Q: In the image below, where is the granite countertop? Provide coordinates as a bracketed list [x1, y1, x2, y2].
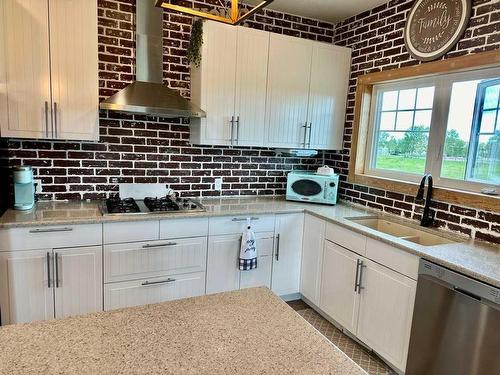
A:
[0, 288, 367, 375]
[0, 197, 499, 287]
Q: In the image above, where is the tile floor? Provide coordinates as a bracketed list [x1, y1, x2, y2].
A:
[288, 300, 397, 375]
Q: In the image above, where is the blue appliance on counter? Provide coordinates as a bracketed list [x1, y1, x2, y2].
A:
[286, 171, 339, 205]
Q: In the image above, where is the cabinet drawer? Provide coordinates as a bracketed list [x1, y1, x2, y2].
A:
[104, 272, 206, 311]
[325, 223, 366, 256]
[209, 215, 275, 235]
[103, 221, 159, 244]
[160, 217, 208, 239]
[104, 237, 207, 283]
[365, 238, 419, 280]
[0, 224, 101, 251]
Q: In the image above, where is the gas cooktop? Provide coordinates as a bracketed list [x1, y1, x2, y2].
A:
[102, 196, 205, 216]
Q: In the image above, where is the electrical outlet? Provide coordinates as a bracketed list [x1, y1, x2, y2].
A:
[214, 177, 223, 191]
[34, 179, 42, 193]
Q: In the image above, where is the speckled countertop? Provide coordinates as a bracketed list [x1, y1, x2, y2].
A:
[0, 197, 499, 287]
[0, 288, 367, 375]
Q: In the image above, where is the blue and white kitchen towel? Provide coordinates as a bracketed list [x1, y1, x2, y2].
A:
[239, 219, 257, 271]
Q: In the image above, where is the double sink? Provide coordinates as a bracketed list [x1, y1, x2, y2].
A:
[347, 216, 457, 247]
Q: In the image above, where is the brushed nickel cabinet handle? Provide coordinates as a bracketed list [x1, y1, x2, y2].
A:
[307, 122, 312, 148]
[231, 217, 259, 222]
[29, 227, 73, 234]
[142, 242, 177, 249]
[141, 278, 176, 286]
[275, 234, 280, 261]
[354, 259, 361, 292]
[235, 115, 240, 145]
[55, 252, 60, 288]
[357, 260, 366, 294]
[44, 101, 49, 137]
[53, 102, 58, 138]
[302, 123, 308, 147]
[229, 115, 235, 144]
[47, 252, 52, 288]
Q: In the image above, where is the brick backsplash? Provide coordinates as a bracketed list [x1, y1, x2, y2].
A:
[0, 0, 334, 203]
[326, 0, 500, 243]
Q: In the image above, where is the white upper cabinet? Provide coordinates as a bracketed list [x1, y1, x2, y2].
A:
[191, 21, 351, 150]
[48, 0, 99, 140]
[265, 34, 312, 148]
[190, 21, 238, 146]
[307, 43, 351, 150]
[0, 0, 52, 139]
[233, 27, 269, 147]
[0, 0, 98, 140]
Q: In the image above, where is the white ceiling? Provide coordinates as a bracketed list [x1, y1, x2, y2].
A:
[245, 0, 388, 23]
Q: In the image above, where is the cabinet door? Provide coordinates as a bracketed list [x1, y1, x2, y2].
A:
[240, 233, 274, 289]
[190, 21, 237, 146]
[0, 250, 54, 324]
[206, 234, 241, 294]
[272, 213, 304, 297]
[0, 0, 52, 139]
[265, 34, 312, 148]
[356, 259, 416, 372]
[49, 0, 98, 140]
[307, 43, 351, 150]
[319, 241, 359, 334]
[54, 246, 102, 319]
[300, 214, 326, 305]
[233, 27, 269, 147]
[104, 272, 206, 311]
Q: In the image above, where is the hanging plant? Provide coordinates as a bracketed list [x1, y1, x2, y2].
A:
[187, 19, 204, 68]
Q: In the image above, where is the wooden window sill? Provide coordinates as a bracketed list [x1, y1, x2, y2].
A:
[350, 173, 500, 212]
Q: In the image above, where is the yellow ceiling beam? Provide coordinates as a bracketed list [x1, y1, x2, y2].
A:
[155, 0, 274, 25]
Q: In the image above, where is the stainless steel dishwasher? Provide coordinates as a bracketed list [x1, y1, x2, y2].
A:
[406, 259, 500, 375]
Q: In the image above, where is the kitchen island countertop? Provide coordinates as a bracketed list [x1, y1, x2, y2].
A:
[0, 287, 367, 375]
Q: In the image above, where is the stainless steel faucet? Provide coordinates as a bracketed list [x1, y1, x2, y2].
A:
[416, 174, 435, 227]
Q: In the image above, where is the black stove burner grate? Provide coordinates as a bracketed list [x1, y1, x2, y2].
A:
[106, 197, 140, 214]
[144, 197, 180, 212]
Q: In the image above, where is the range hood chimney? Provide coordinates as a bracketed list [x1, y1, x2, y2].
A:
[100, 0, 205, 118]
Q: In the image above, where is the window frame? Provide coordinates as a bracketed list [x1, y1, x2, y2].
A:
[349, 50, 500, 212]
[365, 66, 500, 194]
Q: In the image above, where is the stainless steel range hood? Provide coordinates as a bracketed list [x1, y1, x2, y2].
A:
[100, 0, 205, 118]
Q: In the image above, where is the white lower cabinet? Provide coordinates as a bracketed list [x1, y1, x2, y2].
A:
[54, 246, 102, 319]
[0, 246, 102, 325]
[104, 272, 206, 311]
[0, 250, 54, 324]
[300, 214, 326, 305]
[319, 241, 360, 334]
[271, 213, 304, 297]
[317, 236, 417, 373]
[356, 259, 416, 371]
[206, 232, 274, 294]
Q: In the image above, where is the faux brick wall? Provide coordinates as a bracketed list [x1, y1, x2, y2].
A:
[327, 0, 500, 243]
[0, 0, 335, 203]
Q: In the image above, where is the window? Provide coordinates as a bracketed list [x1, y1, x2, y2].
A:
[366, 67, 500, 193]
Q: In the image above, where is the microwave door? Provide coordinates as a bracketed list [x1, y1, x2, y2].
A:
[291, 179, 323, 199]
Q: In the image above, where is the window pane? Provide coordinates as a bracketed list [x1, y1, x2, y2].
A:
[395, 111, 413, 130]
[442, 77, 500, 185]
[380, 112, 396, 130]
[414, 110, 432, 128]
[441, 80, 478, 180]
[470, 134, 500, 183]
[374, 130, 428, 174]
[416, 87, 435, 109]
[398, 89, 416, 110]
[480, 110, 497, 134]
[382, 91, 398, 111]
[484, 84, 500, 110]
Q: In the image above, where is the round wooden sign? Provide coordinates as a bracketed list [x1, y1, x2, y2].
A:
[404, 0, 471, 61]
